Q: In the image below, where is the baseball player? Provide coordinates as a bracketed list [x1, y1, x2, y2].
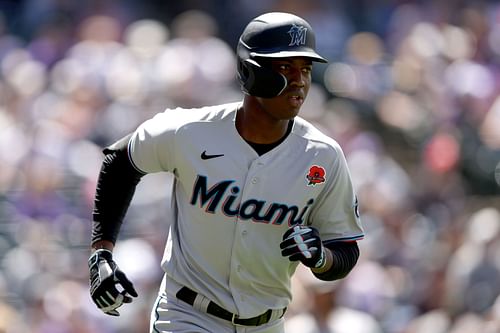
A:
[88, 12, 364, 333]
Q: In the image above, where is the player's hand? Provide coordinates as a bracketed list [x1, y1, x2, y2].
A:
[88, 249, 138, 316]
[280, 225, 326, 268]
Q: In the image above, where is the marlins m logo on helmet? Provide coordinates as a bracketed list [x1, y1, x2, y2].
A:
[288, 24, 307, 46]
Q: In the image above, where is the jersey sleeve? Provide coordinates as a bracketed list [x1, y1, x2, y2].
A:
[128, 109, 178, 174]
[309, 144, 364, 242]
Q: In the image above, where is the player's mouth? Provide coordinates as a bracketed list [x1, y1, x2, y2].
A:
[288, 93, 304, 107]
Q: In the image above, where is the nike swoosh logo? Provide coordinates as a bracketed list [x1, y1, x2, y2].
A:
[201, 151, 224, 160]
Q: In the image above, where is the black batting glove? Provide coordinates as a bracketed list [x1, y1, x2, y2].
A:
[88, 249, 138, 316]
[280, 225, 326, 268]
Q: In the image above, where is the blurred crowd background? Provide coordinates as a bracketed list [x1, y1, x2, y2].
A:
[0, 0, 499, 332]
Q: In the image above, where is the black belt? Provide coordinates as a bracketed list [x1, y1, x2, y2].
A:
[176, 286, 285, 326]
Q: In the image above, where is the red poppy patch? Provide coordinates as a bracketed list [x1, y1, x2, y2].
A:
[306, 165, 326, 186]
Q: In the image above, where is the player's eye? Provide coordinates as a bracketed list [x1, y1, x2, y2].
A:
[278, 64, 290, 72]
[302, 67, 312, 74]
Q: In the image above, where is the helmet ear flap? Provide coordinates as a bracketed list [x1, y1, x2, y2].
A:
[238, 58, 287, 98]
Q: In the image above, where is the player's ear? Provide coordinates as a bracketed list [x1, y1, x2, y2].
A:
[239, 58, 287, 98]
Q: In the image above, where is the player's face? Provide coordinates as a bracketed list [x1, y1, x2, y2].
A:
[257, 57, 313, 120]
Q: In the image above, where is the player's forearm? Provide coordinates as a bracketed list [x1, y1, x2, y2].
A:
[92, 147, 144, 246]
[311, 247, 333, 274]
[312, 241, 359, 281]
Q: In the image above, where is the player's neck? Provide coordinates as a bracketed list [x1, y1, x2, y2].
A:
[237, 98, 292, 144]
[244, 120, 293, 155]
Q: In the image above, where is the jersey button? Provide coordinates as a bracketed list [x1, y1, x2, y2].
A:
[242, 230, 247, 236]
[251, 177, 258, 184]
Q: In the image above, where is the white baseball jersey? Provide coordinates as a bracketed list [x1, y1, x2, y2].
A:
[128, 101, 364, 318]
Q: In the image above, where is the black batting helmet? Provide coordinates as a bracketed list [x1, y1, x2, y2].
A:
[237, 12, 327, 98]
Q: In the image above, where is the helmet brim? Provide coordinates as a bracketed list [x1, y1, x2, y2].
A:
[250, 50, 328, 63]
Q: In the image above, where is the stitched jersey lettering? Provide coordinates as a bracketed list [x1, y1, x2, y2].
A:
[190, 175, 314, 226]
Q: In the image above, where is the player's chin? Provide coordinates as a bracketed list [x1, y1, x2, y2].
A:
[282, 107, 301, 120]
[279, 94, 304, 116]
[266, 95, 303, 119]
[285, 101, 303, 118]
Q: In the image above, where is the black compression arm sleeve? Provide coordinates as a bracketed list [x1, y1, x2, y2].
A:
[313, 241, 360, 281]
[91, 148, 145, 245]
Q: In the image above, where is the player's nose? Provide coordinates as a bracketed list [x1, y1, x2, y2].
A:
[288, 69, 307, 88]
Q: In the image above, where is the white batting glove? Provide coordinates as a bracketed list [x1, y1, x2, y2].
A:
[280, 225, 326, 268]
[88, 249, 138, 316]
